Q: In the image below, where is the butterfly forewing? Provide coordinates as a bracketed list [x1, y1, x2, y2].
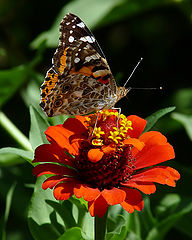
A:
[40, 13, 126, 117]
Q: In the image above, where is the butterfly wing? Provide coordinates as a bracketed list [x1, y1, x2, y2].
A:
[40, 13, 118, 116]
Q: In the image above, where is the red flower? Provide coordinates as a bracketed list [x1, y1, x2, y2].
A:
[33, 110, 180, 217]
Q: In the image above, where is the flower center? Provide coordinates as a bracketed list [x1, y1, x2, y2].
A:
[75, 142, 135, 190]
[74, 110, 135, 190]
[86, 110, 133, 146]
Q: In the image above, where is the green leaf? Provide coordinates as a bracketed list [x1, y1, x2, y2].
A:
[106, 226, 127, 240]
[99, 0, 175, 26]
[155, 194, 181, 218]
[29, 105, 50, 149]
[126, 231, 141, 240]
[144, 106, 176, 132]
[146, 199, 192, 240]
[0, 65, 28, 107]
[171, 112, 192, 141]
[28, 176, 63, 240]
[0, 182, 16, 240]
[0, 152, 25, 166]
[128, 212, 141, 238]
[31, 0, 124, 49]
[138, 197, 157, 237]
[57, 227, 84, 240]
[106, 215, 127, 240]
[49, 115, 70, 125]
[0, 147, 33, 165]
[46, 200, 76, 229]
[21, 78, 41, 107]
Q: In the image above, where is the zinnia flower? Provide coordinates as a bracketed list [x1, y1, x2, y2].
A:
[33, 110, 180, 217]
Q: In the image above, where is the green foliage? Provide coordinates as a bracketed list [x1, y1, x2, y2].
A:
[0, 183, 16, 240]
[171, 112, 192, 141]
[29, 106, 50, 149]
[144, 106, 176, 132]
[0, 65, 28, 107]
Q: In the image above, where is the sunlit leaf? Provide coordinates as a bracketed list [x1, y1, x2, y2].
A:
[28, 176, 63, 240]
[106, 215, 127, 240]
[29, 105, 50, 149]
[57, 227, 84, 240]
[0, 147, 33, 165]
[46, 200, 76, 229]
[0, 152, 25, 166]
[31, 0, 124, 49]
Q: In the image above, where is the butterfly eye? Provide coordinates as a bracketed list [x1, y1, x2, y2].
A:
[54, 99, 63, 108]
[62, 84, 71, 93]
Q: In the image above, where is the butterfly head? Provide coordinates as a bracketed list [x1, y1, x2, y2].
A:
[117, 86, 131, 101]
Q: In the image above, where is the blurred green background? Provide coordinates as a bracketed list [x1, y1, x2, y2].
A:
[0, 0, 192, 239]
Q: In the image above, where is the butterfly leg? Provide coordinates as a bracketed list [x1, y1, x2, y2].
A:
[112, 107, 121, 129]
[88, 110, 102, 142]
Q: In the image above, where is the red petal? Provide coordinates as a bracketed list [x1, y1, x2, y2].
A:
[131, 131, 169, 157]
[33, 163, 76, 177]
[33, 144, 74, 165]
[131, 166, 180, 187]
[139, 131, 167, 145]
[75, 115, 88, 128]
[124, 138, 145, 151]
[101, 188, 126, 205]
[120, 188, 144, 213]
[45, 119, 87, 155]
[53, 181, 76, 200]
[42, 176, 68, 189]
[88, 195, 108, 217]
[126, 115, 147, 138]
[134, 144, 175, 169]
[74, 184, 101, 201]
[122, 181, 156, 194]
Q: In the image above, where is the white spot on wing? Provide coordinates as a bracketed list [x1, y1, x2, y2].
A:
[72, 25, 76, 28]
[66, 22, 70, 25]
[69, 36, 74, 43]
[80, 36, 95, 43]
[77, 22, 85, 28]
[70, 30, 73, 34]
[85, 56, 92, 62]
[74, 57, 80, 63]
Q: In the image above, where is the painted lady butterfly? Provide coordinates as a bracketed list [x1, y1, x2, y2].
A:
[40, 13, 130, 116]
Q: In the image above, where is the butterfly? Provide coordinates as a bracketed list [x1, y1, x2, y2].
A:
[40, 13, 130, 117]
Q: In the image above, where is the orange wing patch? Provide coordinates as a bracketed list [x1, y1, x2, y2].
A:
[40, 68, 59, 108]
[70, 66, 94, 76]
[57, 47, 68, 74]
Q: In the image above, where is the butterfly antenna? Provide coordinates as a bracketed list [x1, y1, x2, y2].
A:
[123, 57, 143, 88]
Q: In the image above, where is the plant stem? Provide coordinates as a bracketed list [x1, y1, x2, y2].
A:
[95, 210, 108, 240]
[0, 111, 32, 151]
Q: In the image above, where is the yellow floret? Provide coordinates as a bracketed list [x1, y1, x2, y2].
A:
[93, 127, 105, 138]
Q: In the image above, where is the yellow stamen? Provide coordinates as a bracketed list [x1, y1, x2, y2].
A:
[108, 130, 122, 144]
[93, 127, 105, 138]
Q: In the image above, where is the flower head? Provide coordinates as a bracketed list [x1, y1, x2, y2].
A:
[33, 110, 180, 217]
